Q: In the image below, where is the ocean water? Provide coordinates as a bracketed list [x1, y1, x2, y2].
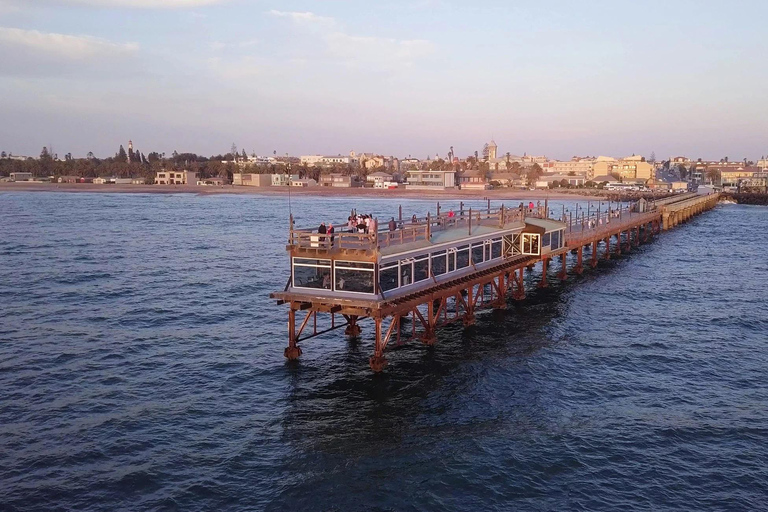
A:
[1, 192, 766, 511]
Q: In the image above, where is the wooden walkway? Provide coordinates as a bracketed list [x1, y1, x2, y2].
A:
[271, 192, 721, 372]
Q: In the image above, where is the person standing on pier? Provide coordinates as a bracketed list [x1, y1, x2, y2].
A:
[318, 222, 327, 246]
[328, 223, 335, 247]
[388, 217, 397, 231]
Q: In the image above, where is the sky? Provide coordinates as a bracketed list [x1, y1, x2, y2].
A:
[1, 0, 767, 161]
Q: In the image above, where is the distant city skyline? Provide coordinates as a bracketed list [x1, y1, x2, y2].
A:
[1, 0, 767, 160]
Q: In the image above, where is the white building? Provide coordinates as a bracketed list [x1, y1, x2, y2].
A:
[9, 172, 33, 181]
[155, 170, 197, 185]
[291, 178, 317, 187]
[300, 152, 360, 167]
[366, 171, 394, 186]
[405, 170, 456, 190]
[272, 174, 299, 186]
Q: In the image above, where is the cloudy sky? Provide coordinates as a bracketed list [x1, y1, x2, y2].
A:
[1, 0, 767, 160]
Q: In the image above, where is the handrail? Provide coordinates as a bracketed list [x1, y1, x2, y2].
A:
[289, 205, 547, 253]
[565, 201, 662, 236]
[566, 210, 660, 243]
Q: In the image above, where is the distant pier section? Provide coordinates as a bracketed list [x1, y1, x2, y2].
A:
[271, 192, 720, 372]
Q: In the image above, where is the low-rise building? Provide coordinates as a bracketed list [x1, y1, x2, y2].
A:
[488, 171, 525, 188]
[366, 171, 394, 187]
[670, 181, 689, 191]
[197, 177, 228, 186]
[405, 170, 456, 190]
[535, 174, 586, 188]
[719, 166, 759, 186]
[93, 177, 109, 184]
[272, 173, 299, 187]
[549, 157, 595, 177]
[132, 178, 146, 185]
[234, 173, 272, 187]
[593, 155, 654, 181]
[300, 152, 360, 168]
[458, 170, 491, 190]
[9, 172, 33, 182]
[58, 176, 80, 183]
[291, 178, 317, 187]
[319, 173, 362, 188]
[155, 170, 197, 185]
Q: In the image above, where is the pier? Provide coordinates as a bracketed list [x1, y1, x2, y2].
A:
[270, 192, 721, 372]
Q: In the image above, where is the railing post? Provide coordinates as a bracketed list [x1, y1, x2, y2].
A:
[468, 207, 472, 235]
[427, 212, 431, 240]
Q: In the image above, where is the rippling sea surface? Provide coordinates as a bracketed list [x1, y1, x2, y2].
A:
[1, 192, 767, 511]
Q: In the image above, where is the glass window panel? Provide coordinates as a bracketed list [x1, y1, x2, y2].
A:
[335, 261, 374, 270]
[448, 252, 456, 272]
[472, 244, 484, 265]
[294, 258, 331, 267]
[456, 249, 470, 269]
[335, 268, 374, 294]
[491, 241, 502, 259]
[431, 252, 447, 276]
[380, 266, 399, 291]
[293, 265, 331, 289]
[551, 230, 560, 249]
[400, 261, 413, 286]
[414, 258, 429, 282]
[542, 233, 551, 247]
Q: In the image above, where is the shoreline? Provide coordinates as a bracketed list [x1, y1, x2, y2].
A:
[0, 182, 606, 201]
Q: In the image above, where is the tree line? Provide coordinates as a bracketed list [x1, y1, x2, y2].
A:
[0, 146, 273, 182]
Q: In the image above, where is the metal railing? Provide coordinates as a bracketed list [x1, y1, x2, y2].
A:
[564, 201, 663, 236]
[289, 205, 546, 253]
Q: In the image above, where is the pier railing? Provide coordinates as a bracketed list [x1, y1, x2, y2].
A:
[562, 192, 697, 236]
[377, 205, 540, 249]
[289, 205, 547, 253]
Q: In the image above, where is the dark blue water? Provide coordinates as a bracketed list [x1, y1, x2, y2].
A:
[1, 192, 767, 511]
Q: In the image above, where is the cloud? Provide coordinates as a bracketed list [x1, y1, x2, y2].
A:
[209, 39, 258, 51]
[0, 27, 138, 76]
[265, 10, 436, 69]
[0, 27, 137, 59]
[0, 0, 21, 15]
[40, 0, 228, 8]
[325, 33, 435, 67]
[268, 10, 335, 28]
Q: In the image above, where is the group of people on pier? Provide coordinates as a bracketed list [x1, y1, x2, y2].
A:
[347, 213, 375, 234]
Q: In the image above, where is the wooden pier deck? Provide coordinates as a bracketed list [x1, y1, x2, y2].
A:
[271, 193, 721, 372]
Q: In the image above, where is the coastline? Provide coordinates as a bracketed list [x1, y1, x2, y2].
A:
[0, 182, 606, 201]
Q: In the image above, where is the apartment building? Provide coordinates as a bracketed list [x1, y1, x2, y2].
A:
[156, 170, 197, 185]
[593, 155, 654, 181]
[549, 158, 595, 178]
[405, 170, 456, 190]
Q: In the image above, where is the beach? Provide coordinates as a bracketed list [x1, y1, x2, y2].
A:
[0, 182, 605, 201]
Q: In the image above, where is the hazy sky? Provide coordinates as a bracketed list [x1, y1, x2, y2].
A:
[1, 0, 767, 161]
